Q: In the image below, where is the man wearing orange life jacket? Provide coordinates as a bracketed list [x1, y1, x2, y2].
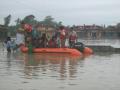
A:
[23, 23, 33, 47]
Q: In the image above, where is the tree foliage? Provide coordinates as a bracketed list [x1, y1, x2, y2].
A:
[22, 15, 37, 25]
[15, 18, 21, 25]
[5, 15, 64, 36]
[4, 14, 11, 26]
[40, 16, 63, 28]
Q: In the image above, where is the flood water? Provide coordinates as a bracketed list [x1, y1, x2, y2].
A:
[0, 40, 120, 90]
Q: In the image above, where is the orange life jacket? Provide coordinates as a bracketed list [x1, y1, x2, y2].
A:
[24, 24, 32, 32]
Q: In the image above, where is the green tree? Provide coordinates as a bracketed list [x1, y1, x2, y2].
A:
[58, 21, 63, 26]
[42, 16, 54, 27]
[22, 15, 38, 25]
[15, 18, 21, 25]
[4, 14, 11, 26]
[40, 16, 63, 28]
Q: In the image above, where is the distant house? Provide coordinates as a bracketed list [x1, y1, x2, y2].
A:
[72, 24, 120, 39]
[0, 24, 8, 40]
[73, 24, 103, 39]
[74, 24, 103, 31]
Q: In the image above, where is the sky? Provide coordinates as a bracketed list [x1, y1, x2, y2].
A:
[0, 0, 120, 26]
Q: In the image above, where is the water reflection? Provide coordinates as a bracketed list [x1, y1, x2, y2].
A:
[6, 52, 12, 67]
[23, 53, 85, 80]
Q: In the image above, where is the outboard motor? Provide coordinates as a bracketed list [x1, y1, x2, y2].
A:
[74, 42, 85, 52]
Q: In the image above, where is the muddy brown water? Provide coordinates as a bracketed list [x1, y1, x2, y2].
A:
[0, 40, 120, 90]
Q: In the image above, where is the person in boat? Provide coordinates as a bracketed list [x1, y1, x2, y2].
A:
[48, 35, 57, 48]
[51, 29, 61, 48]
[59, 26, 67, 48]
[24, 23, 33, 46]
[31, 25, 40, 48]
[48, 29, 60, 48]
[69, 29, 77, 48]
[39, 33, 48, 48]
[15, 22, 25, 49]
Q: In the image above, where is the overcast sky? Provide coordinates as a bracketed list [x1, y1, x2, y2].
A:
[0, 0, 120, 26]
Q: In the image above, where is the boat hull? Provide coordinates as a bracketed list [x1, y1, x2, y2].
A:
[20, 47, 82, 56]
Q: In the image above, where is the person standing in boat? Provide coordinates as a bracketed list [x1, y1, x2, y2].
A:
[48, 35, 57, 48]
[31, 25, 40, 48]
[40, 33, 48, 48]
[59, 26, 67, 48]
[24, 23, 33, 46]
[15, 22, 25, 49]
[69, 29, 77, 48]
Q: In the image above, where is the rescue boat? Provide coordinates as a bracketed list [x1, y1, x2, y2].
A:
[20, 42, 93, 56]
[74, 42, 93, 55]
[20, 47, 82, 56]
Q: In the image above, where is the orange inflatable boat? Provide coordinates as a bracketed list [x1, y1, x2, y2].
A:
[82, 47, 93, 54]
[20, 42, 93, 56]
[20, 47, 82, 56]
[74, 42, 93, 55]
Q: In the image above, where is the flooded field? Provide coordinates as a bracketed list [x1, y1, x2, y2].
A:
[0, 40, 120, 90]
